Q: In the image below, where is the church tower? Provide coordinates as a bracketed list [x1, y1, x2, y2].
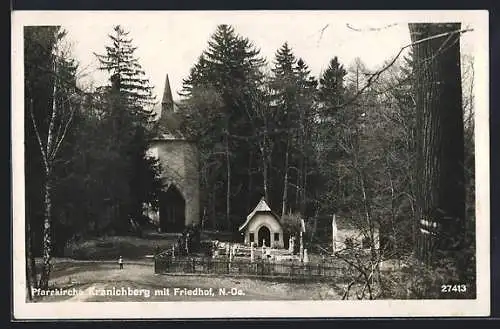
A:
[144, 72, 200, 233]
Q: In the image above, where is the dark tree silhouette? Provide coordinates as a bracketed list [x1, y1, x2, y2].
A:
[409, 23, 465, 264]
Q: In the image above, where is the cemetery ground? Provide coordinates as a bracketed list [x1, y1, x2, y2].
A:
[31, 230, 462, 302]
[31, 232, 346, 302]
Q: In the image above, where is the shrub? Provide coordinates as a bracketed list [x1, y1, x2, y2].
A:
[173, 224, 202, 256]
[379, 254, 476, 299]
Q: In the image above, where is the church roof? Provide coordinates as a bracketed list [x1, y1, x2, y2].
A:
[238, 197, 279, 231]
[161, 74, 173, 106]
[152, 73, 190, 141]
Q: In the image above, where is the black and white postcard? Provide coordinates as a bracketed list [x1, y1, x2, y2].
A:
[11, 10, 490, 319]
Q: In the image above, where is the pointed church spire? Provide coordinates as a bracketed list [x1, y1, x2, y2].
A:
[161, 74, 174, 116]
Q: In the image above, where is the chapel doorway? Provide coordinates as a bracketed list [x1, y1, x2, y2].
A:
[159, 185, 185, 232]
[258, 226, 271, 247]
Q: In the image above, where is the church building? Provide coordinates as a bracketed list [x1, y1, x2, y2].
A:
[144, 74, 200, 232]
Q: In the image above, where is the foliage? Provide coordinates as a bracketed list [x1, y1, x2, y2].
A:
[179, 24, 266, 230]
[380, 256, 476, 299]
[314, 56, 348, 214]
[94, 25, 156, 117]
[24, 25, 83, 291]
[173, 224, 202, 256]
[90, 25, 163, 233]
[25, 25, 163, 254]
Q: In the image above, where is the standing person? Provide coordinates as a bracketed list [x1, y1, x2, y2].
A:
[118, 256, 124, 270]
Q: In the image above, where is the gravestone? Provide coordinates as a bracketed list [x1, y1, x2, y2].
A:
[185, 233, 190, 254]
[303, 249, 309, 264]
[299, 232, 304, 262]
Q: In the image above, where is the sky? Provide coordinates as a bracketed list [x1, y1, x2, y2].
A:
[17, 11, 482, 104]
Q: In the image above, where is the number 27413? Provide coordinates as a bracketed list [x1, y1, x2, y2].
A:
[441, 284, 467, 293]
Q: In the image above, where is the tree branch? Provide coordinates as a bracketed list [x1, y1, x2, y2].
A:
[50, 101, 76, 161]
[46, 59, 58, 162]
[342, 275, 362, 300]
[335, 27, 473, 110]
[346, 23, 399, 32]
[28, 98, 49, 170]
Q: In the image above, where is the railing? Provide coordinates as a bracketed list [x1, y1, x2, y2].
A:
[154, 255, 345, 281]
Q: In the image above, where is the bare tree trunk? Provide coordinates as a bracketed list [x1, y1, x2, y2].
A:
[388, 170, 398, 252]
[261, 144, 269, 202]
[281, 139, 289, 217]
[359, 170, 377, 261]
[225, 129, 231, 230]
[262, 118, 271, 203]
[295, 171, 301, 210]
[351, 120, 378, 270]
[39, 170, 53, 289]
[28, 54, 76, 290]
[25, 213, 36, 300]
[301, 114, 310, 216]
[356, 65, 359, 92]
[211, 182, 217, 229]
[301, 157, 308, 215]
[409, 23, 465, 264]
[248, 153, 254, 210]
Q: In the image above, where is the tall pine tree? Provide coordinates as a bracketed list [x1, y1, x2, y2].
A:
[318, 57, 347, 112]
[180, 24, 266, 230]
[316, 56, 348, 214]
[269, 42, 298, 217]
[94, 25, 156, 118]
[268, 43, 319, 218]
[94, 25, 162, 233]
[293, 58, 318, 215]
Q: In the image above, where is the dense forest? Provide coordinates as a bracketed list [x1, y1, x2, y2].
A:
[24, 23, 475, 297]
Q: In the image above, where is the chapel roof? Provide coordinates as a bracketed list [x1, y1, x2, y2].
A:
[238, 197, 279, 232]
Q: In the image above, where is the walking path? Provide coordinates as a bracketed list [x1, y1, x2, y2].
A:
[35, 258, 341, 302]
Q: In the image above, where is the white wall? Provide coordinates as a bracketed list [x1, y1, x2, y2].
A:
[334, 227, 380, 251]
[244, 213, 284, 248]
[149, 140, 200, 227]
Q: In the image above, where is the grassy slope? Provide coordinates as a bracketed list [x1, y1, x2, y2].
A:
[63, 234, 180, 260]
[63, 231, 238, 260]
